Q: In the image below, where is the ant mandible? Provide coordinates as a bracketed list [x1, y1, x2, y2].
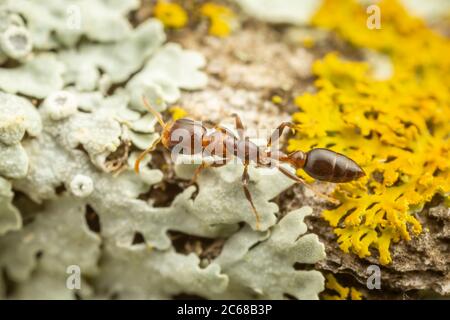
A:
[135, 97, 365, 230]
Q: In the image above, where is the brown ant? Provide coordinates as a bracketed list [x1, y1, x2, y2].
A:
[135, 97, 365, 230]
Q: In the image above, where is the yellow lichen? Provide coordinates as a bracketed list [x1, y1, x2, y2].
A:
[271, 95, 283, 105]
[288, 0, 450, 264]
[302, 36, 315, 48]
[200, 3, 235, 37]
[154, 1, 188, 29]
[350, 287, 363, 300]
[169, 106, 188, 120]
[322, 274, 363, 300]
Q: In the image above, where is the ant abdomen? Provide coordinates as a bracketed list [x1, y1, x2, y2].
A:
[303, 148, 365, 183]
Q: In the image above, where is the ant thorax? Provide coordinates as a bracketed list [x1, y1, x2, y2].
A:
[168, 124, 278, 167]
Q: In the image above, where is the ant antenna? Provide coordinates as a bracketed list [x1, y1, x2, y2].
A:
[142, 96, 166, 128]
[134, 96, 166, 174]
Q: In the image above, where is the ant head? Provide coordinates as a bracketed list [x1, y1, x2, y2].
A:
[141, 96, 207, 152]
[163, 118, 207, 152]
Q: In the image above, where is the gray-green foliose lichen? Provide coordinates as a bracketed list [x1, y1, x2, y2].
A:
[0, 1, 326, 300]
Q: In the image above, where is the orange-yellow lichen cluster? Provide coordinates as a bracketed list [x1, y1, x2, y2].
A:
[153, 1, 188, 29]
[169, 106, 188, 120]
[200, 3, 236, 37]
[153, 1, 235, 37]
[322, 274, 363, 300]
[288, 0, 450, 264]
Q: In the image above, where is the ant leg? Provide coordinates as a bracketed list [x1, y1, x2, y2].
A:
[204, 118, 238, 140]
[216, 125, 239, 139]
[203, 119, 239, 139]
[276, 165, 340, 205]
[203, 119, 218, 128]
[134, 137, 161, 173]
[191, 162, 209, 184]
[267, 122, 298, 148]
[190, 158, 230, 184]
[231, 113, 245, 139]
[242, 164, 261, 230]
